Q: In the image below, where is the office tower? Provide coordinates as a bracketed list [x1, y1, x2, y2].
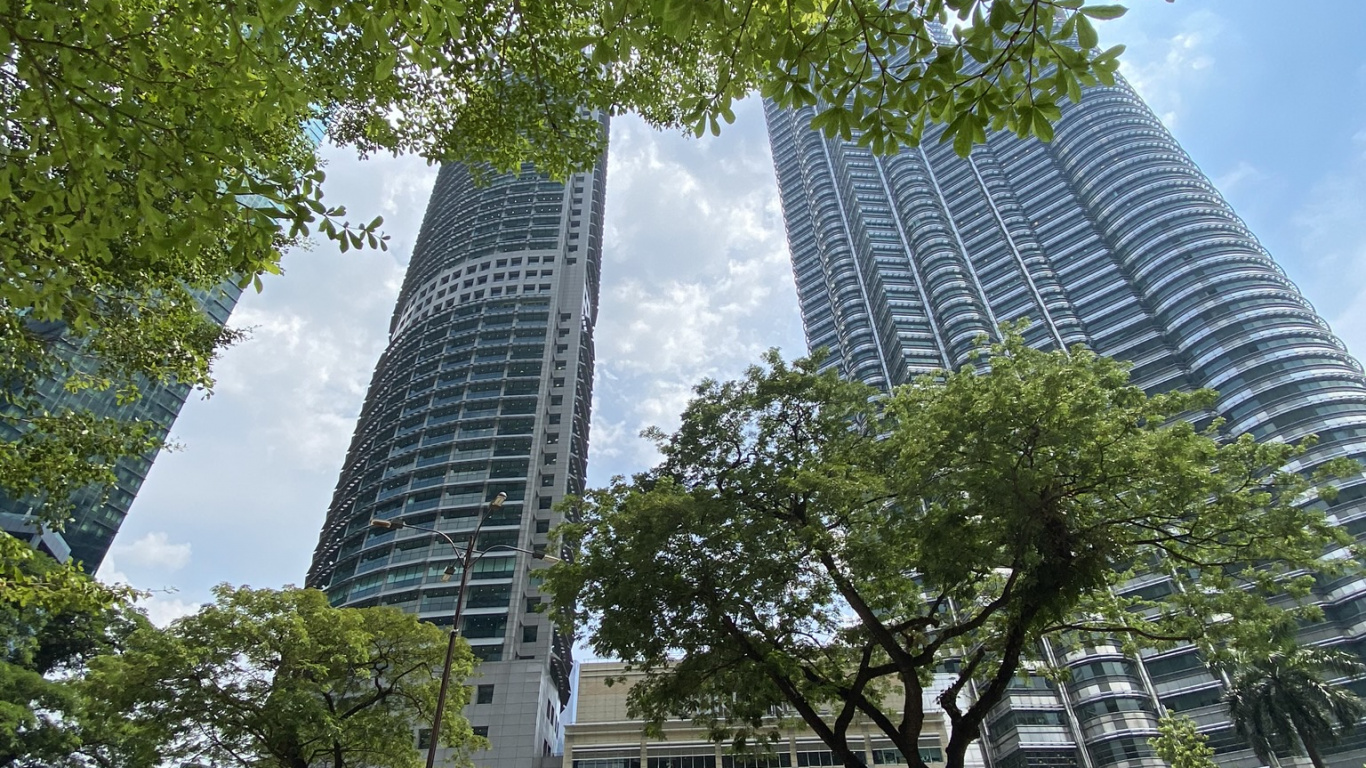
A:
[764, 76, 1366, 768]
[306, 125, 608, 768]
[0, 283, 242, 569]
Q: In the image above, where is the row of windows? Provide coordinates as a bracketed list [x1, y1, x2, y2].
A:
[1086, 737, 1153, 766]
[1069, 660, 1141, 686]
[331, 553, 519, 599]
[1074, 696, 1154, 723]
[990, 708, 1067, 731]
[651, 757, 717, 768]
[870, 748, 942, 765]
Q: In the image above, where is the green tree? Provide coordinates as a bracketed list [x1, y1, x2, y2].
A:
[71, 586, 477, 768]
[1224, 643, 1366, 768]
[547, 331, 1358, 768]
[1150, 715, 1219, 768]
[0, 532, 140, 766]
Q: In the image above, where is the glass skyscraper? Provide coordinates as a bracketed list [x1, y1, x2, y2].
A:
[765, 76, 1366, 768]
[0, 283, 242, 569]
[306, 119, 608, 768]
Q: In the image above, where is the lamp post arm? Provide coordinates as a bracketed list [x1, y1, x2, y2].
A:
[473, 544, 561, 564]
[383, 520, 463, 555]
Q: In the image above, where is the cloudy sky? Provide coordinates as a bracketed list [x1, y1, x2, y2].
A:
[100, 0, 1366, 627]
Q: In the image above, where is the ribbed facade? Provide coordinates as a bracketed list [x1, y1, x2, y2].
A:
[306, 120, 607, 768]
[0, 283, 241, 569]
[765, 77, 1366, 768]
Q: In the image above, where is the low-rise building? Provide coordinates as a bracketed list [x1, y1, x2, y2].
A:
[566, 662, 982, 768]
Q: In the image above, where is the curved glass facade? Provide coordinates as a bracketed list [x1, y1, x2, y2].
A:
[307, 118, 608, 768]
[766, 77, 1366, 768]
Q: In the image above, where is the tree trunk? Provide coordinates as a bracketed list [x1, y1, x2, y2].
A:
[1299, 734, 1327, 768]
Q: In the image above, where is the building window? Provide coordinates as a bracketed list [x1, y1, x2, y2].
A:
[472, 646, 502, 662]
[523, 625, 538, 643]
[660, 757, 720, 768]
[473, 726, 490, 738]
[476, 684, 495, 704]
[720, 756, 782, 768]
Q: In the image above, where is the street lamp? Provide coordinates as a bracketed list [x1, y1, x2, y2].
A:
[369, 491, 559, 768]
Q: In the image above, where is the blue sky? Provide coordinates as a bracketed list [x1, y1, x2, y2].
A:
[98, 1, 1366, 625]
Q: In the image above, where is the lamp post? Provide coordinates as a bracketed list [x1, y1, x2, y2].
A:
[369, 491, 559, 768]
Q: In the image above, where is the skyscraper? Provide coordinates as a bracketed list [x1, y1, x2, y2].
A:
[765, 76, 1366, 768]
[306, 123, 608, 768]
[0, 283, 242, 569]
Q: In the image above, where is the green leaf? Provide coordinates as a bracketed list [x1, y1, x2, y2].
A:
[1080, 4, 1128, 20]
[1076, 14, 1099, 49]
[1031, 109, 1055, 142]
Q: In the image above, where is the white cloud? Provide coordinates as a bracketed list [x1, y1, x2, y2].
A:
[141, 595, 202, 627]
[200, 147, 430, 471]
[1111, 9, 1223, 128]
[587, 101, 805, 481]
[1291, 138, 1366, 359]
[107, 148, 435, 601]
[217, 283, 397, 471]
[1213, 160, 1264, 196]
[95, 555, 202, 627]
[109, 531, 191, 571]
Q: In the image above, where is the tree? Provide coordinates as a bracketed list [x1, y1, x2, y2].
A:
[0, 531, 141, 766]
[547, 331, 1359, 768]
[72, 586, 477, 768]
[1224, 642, 1366, 768]
[1150, 715, 1219, 768]
[1, 0, 1133, 526]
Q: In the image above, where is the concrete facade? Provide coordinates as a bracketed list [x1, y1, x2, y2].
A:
[566, 662, 972, 768]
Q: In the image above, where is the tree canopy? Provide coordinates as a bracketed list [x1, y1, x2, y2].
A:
[1150, 715, 1219, 768]
[0, 0, 1132, 527]
[547, 332, 1359, 768]
[69, 586, 476, 768]
[1224, 640, 1366, 768]
[0, 532, 140, 767]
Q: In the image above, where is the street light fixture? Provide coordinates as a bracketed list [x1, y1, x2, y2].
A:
[368, 491, 559, 768]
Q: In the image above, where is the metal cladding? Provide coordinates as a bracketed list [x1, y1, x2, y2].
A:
[308, 117, 607, 768]
[766, 77, 1366, 768]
